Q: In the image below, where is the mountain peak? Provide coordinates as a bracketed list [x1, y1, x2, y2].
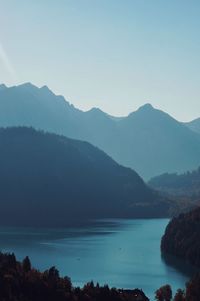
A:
[18, 82, 37, 90]
[40, 85, 51, 91]
[85, 107, 112, 121]
[87, 107, 106, 115]
[18, 83, 56, 97]
[128, 103, 155, 118]
[40, 85, 55, 96]
[138, 103, 154, 111]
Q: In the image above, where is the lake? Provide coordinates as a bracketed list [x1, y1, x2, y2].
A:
[0, 219, 195, 299]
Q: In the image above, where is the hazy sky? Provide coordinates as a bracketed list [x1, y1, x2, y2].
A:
[0, 0, 200, 121]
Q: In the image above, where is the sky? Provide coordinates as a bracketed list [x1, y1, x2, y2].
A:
[0, 0, 200, 121]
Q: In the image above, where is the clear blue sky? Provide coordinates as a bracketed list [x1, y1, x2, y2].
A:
[0, 0, 200, 121]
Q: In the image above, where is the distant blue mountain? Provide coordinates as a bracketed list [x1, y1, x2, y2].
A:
[185, 118, 200, 134]
[1, 83, 200, 179]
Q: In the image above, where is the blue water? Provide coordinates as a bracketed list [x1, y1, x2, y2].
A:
[0, 219, 194, 299]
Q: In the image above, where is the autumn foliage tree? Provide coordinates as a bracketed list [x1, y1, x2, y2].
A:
[173, 289, 185, 301]
[155, 285, 172, 301]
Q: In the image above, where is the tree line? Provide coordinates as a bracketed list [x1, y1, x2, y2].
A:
[0, 252, 199, 301]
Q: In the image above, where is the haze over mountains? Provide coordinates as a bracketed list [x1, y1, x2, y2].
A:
[0, 127, 169, 226]
[1, 83, 200, 179]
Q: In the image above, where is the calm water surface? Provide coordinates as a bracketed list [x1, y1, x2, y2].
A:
[0, 219, 195, 299]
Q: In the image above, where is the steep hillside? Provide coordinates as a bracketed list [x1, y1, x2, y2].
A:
[161, 207, 200, 267]
[0, 127, 169, 226]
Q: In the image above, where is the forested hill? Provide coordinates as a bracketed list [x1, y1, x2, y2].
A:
[161, 207, 200, 267]
[149, 167, 200, 199]
[0, 127, 170, 226]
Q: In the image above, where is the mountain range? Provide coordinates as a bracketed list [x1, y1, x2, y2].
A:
[0, 127, 170, 226]
[1, 83, 200, 179]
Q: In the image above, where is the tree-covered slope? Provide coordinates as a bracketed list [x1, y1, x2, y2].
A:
[0, 127, 169, 226]
[149, 167, 200, 199]
[161, 207, 200, 267]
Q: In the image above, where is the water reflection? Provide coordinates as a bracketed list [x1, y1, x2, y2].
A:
[0, 219, 195, 299]
[161, 252, 198, 278]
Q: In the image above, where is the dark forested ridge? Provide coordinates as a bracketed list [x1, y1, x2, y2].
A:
[1, 83, 200, 179]
[149, 167, 200, 200]
[0, 127, 170, 226]
[161, 207, 200, 268]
